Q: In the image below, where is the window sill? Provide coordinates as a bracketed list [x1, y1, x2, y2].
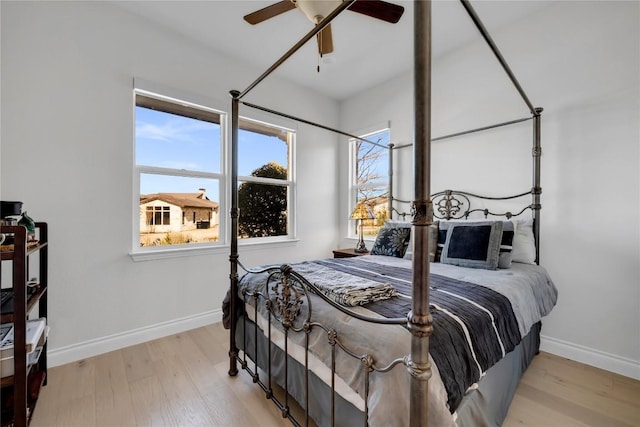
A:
[130, 244, 229, 262]
[129, 238, 300, 262]
[237, 238, 300, 252]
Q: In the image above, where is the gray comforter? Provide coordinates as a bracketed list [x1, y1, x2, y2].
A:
[235, 255, 558, 426]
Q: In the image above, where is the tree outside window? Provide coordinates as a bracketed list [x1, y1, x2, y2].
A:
[351, 129, 390, 237]
[237, 118, 294, 240]
[238, 162, 288, 238]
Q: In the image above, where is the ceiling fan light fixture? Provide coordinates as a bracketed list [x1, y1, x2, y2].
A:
[243, 0, 404, 64]
[296, 0, 342, 24]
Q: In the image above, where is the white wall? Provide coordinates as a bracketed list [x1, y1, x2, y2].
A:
[339, 1, 640, 378]
[1, 1, 341, 364]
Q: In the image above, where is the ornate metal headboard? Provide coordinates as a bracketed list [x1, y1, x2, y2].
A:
[392, 189, 534, 221]
[391, 189, 539, 264]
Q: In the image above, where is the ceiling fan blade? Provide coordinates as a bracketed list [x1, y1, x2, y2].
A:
[317, 24, 334, 55]
[348, 0, 405, 24]
[243, 1, 296, 25]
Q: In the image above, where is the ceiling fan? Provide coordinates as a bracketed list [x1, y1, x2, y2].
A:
[243, 0, 405, 56]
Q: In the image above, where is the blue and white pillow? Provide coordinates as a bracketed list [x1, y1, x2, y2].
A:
[381, 220, 438, 261]
[370, 227, 411, 258]
[441, 221, 504, 270]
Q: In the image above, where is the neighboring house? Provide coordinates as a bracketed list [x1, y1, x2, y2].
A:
[139, 188, 219, 233]
[366, 195, 390, 225]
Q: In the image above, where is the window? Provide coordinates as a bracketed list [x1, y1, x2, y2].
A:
[237, 117, 295, 240]
[134, 91, 224, 249]
[350, 128, 390, 239]
[147, 206, 170, 226]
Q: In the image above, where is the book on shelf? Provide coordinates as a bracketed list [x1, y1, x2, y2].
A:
[0, 318, 47, 359]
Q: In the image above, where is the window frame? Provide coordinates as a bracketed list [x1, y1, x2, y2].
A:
[131, 81, 228, 260]
[236, 114, 297, 243]
[348, 125, 391, 241]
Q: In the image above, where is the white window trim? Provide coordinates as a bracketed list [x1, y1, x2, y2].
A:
[348, 122, 391, 241]
[234, 113, 298, 243]
[131, 79, 228, 261]
[129, 238, 301, 262]
[130, 80, 300, 261]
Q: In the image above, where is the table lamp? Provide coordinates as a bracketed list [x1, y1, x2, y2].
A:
[350, 203, 375, 253]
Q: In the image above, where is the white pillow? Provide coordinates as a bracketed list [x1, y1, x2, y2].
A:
[511, 218, 537, 264]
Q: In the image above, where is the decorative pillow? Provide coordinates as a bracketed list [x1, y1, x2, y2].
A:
[370, 227, 411, 258]
[441, 221, 503, 270]
[381, 220, 414, 260]
[511, 218, 536, 264]
[498, 220, 515, 269]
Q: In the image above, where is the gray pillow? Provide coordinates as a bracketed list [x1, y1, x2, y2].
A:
[403, 224, 438, 262]
[441, 221, 503, 270]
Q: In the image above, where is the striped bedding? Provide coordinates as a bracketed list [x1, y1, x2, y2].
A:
[312, 258, 521, 412]
[235, 255, 558, 426]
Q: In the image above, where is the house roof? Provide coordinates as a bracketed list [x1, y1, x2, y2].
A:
[140, 192, 219, 210]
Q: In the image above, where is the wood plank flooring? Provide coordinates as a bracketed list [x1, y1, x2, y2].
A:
[30, 323, 640, 426]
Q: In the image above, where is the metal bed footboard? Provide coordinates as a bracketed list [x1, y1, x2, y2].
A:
[234, 264, 406, 427]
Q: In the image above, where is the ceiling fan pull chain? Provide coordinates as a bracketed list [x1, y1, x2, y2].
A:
[317, 32, 322, 73]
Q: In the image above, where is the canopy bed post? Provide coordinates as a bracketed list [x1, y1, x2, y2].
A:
[227, 0, 356, 380]
[388, 142, 394, 220]
[461, 0, 544, 264]
[460, 0, 535, 114]
[228, 89, 241, 376]
[408, 1, 433, 426]
[532, 107, 543, 264]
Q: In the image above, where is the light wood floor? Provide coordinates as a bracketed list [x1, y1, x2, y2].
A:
[30, 322, 640, 427]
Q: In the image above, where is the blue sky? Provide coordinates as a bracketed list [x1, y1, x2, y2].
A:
[136, 106, 288, 201]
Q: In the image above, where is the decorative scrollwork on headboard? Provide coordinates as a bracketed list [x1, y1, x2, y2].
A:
[432, 190, 470, 220]
[392, 189, 534, 221]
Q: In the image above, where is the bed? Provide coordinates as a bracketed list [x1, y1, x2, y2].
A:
[226, 1, 551, 426]
[226, 210, 557, 426]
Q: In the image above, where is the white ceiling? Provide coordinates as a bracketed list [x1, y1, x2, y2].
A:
[113, 1, 552, 101]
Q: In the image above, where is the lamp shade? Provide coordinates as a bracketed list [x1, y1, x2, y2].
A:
[350, 203, 375, 220]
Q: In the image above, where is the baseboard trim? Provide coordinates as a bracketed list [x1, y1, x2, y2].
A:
[541, 335, 640, 380]
[47, 309, 222, 367]
[46, 316, 640, 380]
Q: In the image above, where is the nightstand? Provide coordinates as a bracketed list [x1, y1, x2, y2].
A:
[333, 248, 369, 258]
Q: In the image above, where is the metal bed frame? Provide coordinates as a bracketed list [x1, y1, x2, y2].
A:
[227, 1, 543, 426]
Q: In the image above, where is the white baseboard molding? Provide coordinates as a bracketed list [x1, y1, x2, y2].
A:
[47, 309, 222, 367]
[541, 335, 640, 380]
[46, 316, 640, 380]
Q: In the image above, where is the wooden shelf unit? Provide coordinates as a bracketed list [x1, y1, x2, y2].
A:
[1, 223, 48, 427]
